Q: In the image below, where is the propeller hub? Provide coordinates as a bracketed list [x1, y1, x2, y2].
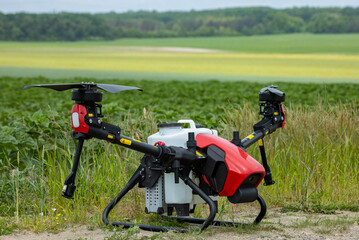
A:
[259, 86, 285, 103]
[72, 89, 103, 103]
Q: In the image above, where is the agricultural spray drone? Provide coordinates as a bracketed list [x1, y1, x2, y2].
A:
[24, 83, 286, 232]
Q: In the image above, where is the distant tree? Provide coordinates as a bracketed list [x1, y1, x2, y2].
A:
[263, 12, 304, 34]
[0, 7, 358, 41]
[308, 12, 347, 33]
[347, 16, 359, 32]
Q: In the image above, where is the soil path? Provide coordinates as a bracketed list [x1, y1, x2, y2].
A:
[1, 209, 358, 240]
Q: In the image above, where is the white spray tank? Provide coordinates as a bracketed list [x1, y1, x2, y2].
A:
[146, 120, 217, 212]
[148, 119, 217, 148]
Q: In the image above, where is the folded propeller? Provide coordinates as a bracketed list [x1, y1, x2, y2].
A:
[24, 83, 142, 93]
[259, 85, 285, 102]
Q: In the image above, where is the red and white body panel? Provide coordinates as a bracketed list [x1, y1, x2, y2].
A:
[196, 134, 265, 197]
[71, 104, 89, 133]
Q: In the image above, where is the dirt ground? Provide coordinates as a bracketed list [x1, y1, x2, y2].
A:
[1, 209, 358, 240]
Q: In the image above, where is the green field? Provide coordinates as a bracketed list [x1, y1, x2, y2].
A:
[2, 34, 359, 54]
[1, 34, 359, 234]
[1, 76, 359, 234]
[0, 34, 358, 82]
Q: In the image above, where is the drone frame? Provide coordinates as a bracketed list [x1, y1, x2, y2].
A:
[24, 83, 285, 232]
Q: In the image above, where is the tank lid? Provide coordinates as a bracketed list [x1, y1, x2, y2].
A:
[157, 123, 182, 128]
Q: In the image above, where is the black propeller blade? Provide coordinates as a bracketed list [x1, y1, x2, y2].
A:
[96, 83, 142, 93]
[24, 83, 142, 93]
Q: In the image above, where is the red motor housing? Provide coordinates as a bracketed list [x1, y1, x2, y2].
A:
[196, 134, 265, 202]
[71, 104, 89, 133]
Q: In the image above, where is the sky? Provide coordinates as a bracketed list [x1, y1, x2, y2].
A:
[1, 0, 358, 13]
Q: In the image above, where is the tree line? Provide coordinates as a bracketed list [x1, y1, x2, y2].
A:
[0, 7, 358, 41]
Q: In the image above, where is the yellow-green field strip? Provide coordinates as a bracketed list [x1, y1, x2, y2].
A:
[1, 44, 358, 83]
[1, 67, 358, 84]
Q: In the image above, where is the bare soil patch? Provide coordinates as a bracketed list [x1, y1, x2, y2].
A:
[1, 209, 358, 240]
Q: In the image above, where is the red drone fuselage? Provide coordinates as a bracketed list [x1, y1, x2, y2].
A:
[196, 134, 265, 197]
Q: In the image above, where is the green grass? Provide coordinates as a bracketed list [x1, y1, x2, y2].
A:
[289, 216, 356, 235]
[0, 77, 358, 234]
[2, 34, 359, 54]
[109, 33, 359, 54]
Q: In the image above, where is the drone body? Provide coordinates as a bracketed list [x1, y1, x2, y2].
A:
[24, 83, 286, 232]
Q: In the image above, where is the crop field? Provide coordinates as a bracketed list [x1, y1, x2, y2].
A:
[0, 34, 359, 236]
[1, 76, 359, 234]
[0, 34, 358, 82]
